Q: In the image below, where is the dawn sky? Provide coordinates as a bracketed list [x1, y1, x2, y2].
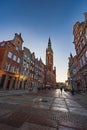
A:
[0, 0, 87, 82]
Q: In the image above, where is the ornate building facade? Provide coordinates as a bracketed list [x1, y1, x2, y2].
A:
[0, 33, 23, 90]
[73, 13, 87, 92]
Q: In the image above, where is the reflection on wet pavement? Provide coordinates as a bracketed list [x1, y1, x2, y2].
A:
[51, 107, 68, 112]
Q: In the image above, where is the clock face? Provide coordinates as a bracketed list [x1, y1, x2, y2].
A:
[47, 52, 50, 54]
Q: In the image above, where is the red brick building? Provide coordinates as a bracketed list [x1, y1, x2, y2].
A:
[0, 33, 23, 90]
[73, 13, 87, 91]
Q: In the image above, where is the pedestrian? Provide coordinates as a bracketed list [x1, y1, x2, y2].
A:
[71, 88, 74, 95]
[60, 87, 63, 93]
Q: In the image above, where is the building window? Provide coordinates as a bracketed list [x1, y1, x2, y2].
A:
[17, 57, 20, 63]
[27, 57, 30, 61]
[79, 59, 83, 68]
[85, 33, 87, 39]
[13, 55, 17, 61]
[78, 46, 80, 54]
[80, 31, 82, 36]
[82, 39, 85, 46]
[8, 52, 12, 58]
[23, 61, 26, 68]
[27, 63, 29, 68]
[15, 67, 19, 73]
[10, 65, 15, 72]
[82, 55, 86, 66]
[80, 44, 82, 51]
[85, 51, 87, 61]
[16, 46, 19, 51]
[24, 54, 27, 58]
[85, 28, 87, 39]
[4, 62, 10, 71]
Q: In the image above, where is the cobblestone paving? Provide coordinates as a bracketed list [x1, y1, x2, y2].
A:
[0, 89, 87, 130]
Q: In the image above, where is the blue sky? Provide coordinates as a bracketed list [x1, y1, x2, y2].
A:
[0, 0, 87, 82]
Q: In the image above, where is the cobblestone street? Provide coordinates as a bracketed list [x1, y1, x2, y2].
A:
[0, 89, 87, 130]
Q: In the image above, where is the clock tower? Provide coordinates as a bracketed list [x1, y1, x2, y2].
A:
[46, 37, 53, 71]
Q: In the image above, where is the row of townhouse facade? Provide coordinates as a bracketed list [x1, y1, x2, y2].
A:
[0, 33, 56, 90]
[67, 13, 87, 92]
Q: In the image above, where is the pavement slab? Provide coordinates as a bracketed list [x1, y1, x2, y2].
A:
[65, 99, 83, 107]
[0, 109, 12, 118]
[19, 122, 57, 130]
[52, 103, 67, 107]
[0, 112, 29, 128]
[0, 123, 17, 130]
[69, 107, 87, 116]
[59, 126, 77, 130]
[26, 115, 57, 128]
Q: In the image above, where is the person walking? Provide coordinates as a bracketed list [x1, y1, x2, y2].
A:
[71, 88, 74, 95]
[60, 87, 63, 94]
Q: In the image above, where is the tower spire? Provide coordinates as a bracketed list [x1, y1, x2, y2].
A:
[48, 37, 51, 50]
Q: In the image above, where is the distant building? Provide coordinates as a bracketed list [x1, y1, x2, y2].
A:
[45, 37, 56, 87]
[30, 52, 35, 88]
[34, 58, 39, 89]
[67, 53, 78, 91]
